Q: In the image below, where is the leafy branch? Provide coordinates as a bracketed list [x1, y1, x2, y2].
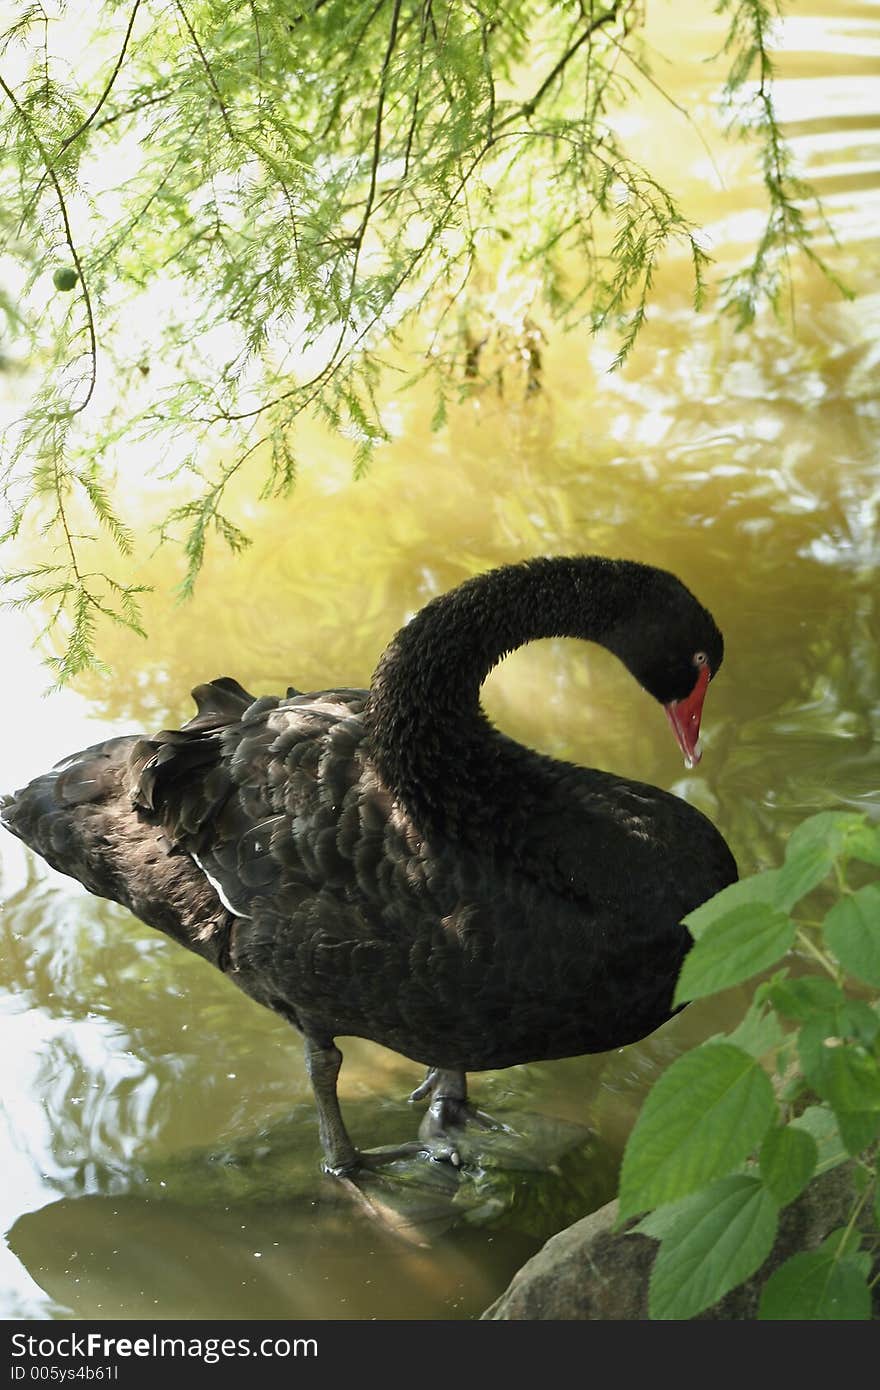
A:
[716, 0, 852, 323]
[0, 0, 847, 679]
[0, 68, 97, 416]
[620, 811, 880, 1320]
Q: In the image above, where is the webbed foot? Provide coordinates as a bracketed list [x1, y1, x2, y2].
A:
[323, 1140, 438, 1178]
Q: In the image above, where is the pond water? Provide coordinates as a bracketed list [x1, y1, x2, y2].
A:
[1, 0, 878, 1321]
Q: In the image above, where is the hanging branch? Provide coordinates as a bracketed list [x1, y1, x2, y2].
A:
[0, 70, 98, 418]
[0, 0, 846, 678]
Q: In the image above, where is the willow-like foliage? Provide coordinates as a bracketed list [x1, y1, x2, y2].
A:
[0, 0, 842, 678]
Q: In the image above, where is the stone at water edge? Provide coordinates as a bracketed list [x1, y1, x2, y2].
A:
[481, 1163, 880, 1319]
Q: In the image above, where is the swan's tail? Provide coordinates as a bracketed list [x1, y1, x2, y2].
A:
[1, 735, 143, 887]
[0, 702, 245, 968]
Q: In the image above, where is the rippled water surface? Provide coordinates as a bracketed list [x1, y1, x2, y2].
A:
[1, 1, 878, 1320]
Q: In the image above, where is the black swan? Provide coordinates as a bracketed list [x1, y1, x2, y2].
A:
[1, 556, 737, 1174]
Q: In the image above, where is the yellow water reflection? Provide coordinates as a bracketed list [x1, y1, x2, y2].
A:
[1, 0, 878, 1321]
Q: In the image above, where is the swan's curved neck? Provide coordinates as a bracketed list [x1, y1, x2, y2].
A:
[366, 557, 638, 843]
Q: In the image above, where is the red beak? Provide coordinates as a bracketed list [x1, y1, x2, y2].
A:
[664, 665, 710, 768]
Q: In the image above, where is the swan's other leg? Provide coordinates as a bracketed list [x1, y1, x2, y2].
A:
[303, 1036, 360, 1175]
[411, 1067, 501, 1154]
[410, 1066, 471, 1128]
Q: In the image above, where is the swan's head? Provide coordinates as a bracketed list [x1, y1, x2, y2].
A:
[600, 565, 724, 769]
[643, 620, 723, 769]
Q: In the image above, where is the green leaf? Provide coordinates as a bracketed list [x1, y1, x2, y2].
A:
[833, 1109, 880, 1156]
[823, 884, 880, 987]
[799, 1021, 880, 1111]
[775, 845, 835, 908]
[759, 1125, 817, 1204]
[618, 1043, 777, 1218]
[790, 1106, 848, 1174]
[773, 813, 879, 907]
[674, 903, 795, 1005]
[841, 820, 880, 867]
[724, 1000, 785, 1059]
[634, 1197, 690, 1240]
[762, 974, 846, 1022]
[683, 869, 784, 940]
[785, 812, 868, 864]
[646, 1176, 779, 1321]
[851, 1166, 872, 1196]
[758, 1250, 871, 1320]
[817, 1227, 872, 1274]
[838, 997, 880, 1046]
[784, 811, 878, 861]
[767, 983, 878, 1048]
[796, 1004, 880, 1156]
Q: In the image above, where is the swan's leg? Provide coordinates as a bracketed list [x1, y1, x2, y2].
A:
[303, 1036, 439, 1175]
[303, 1036, 360, 1175]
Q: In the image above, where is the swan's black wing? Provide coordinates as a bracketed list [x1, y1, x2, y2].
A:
[130, 678, 491, 1053]
[131, 679, 381, 902]
[132, 684, 503, 1053]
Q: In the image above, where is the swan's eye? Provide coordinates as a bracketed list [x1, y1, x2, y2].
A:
[693, 651, 709, 669]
